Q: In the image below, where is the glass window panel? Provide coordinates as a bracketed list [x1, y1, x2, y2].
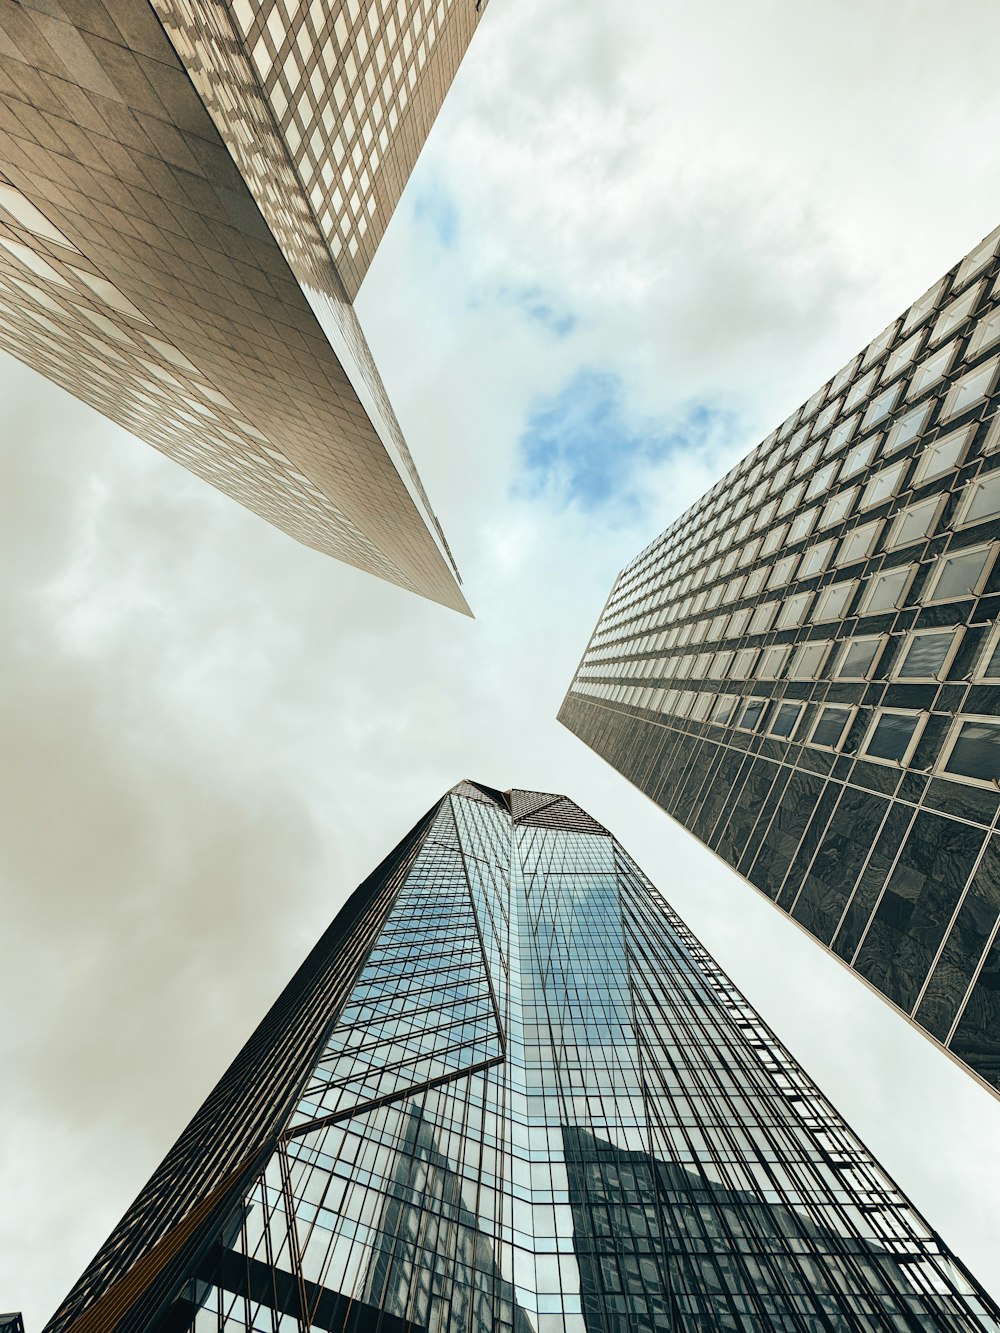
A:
[768, 553, 798, 589]
[895, 630, 958, 680]
[793, 442, 823, 477]
[797, 538, 836, 577]
[776, 480, 807, 516]
[712, 693, 739, 723]
[787, 506, 818, 543]
[913, 424, 976, 486]
[823, 414, 858, 457]
[940, 357, 999, 422]
[862, 382, 902, 431]
[744, 565, 769, 596]
[749, 600, 779, 634]
[859, 565, 914, 614]
[727, 607, 752, 636]
[862, 318, 899, 369]
[811, 705, 852, 749]
[930, 282, 983, 345]
[769, 702, 802, 738]
[882, 399, 933, 455]
[926, 544, 994, 602]
[805, 460, 840, 501]
[759, 521, 789, 555]
[819, 486, 858, 527]
[965, 306, 1000, 361]
[710, 650, 734, 678]
[737, 698, 766, 730]
[958, 469, 1000, 528]
[731, 647, 758, 678]
[836, 520, 882, 566]
[789, 640, 830, 679]
[944, 718, 1000, 783]
[841, 436, 880, 479]
[777, 591, 812, 628]
[835, 636, 884, 679]
[844, 365, 879, 413]
[859, 460, 908, 511]
[759, 645, 791, 678]
[907, 340, 957, 400]
[814, 580, 857, 622]
[886, 495, 942, 548]
[882, 330, 924, 384]
[955, 225, 1000, 287]
[902, 276, 947, 334]
[863, 711, 922, 762]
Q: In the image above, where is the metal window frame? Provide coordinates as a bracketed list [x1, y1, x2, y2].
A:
[767, 701, 804, 740]
[922, 539, 997, 605]
[806, 703, 858, 752]
[857, 562, 916, 616]
[859, 707, 929, 767]
[832, 634, 888, 681]
[937, 712, 1000, 789]
[891, 626, 965, 682]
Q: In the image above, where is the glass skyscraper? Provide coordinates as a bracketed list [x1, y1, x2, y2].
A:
[0, 0, 484, 610]
[561, 221, 1000, 1100]
[45, 783, 999, 1332]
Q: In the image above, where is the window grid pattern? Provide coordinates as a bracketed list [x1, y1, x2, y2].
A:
[561, 222, 1000, 1097]
[50, 786, 1000, 1333]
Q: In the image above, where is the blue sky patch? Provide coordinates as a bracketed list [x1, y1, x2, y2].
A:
[518, 370, 731, 511]
[412, 179, 459, 249]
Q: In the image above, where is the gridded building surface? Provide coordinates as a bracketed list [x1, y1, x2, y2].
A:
[560, 221, 1000, 1096]
[44, 783, 1000, 1333]
[0, 0, 481, 611]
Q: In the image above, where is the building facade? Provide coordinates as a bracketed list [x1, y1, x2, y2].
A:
[45, 783, 1000, 1332]
[0, 0, 483, 611]
[560, 223, 1000, 1097]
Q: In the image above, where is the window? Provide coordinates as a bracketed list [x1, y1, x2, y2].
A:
[789, 640, 830, 680]
[956, 468, 1000, 528]
[758, 645, 791, 679]
[777, 480, 807, 516]
[805, 460, 839, 501]
[893, 628, 961, 680]
[845, 365, 879, 413]
[787, 507, 818, 543]
[966, 306, 1000, 362]
[859, 460, 908, 511]
[813, 580, 857, 622]
[841, 436, 880, 480]
[940, 357, 999, 422]
[689, 692, 714, 722]
[862, 382, 903, 431]
[793, 442, 823, 477]
[924, 543, 995, 603]
[836, 520, 882, 566]
[736, 698, 767, 731]
[861, 710, 926, 764]
[776, 591, 812, 629]
[749, 600, 779, 634]
[858, 564, 914, 615]
[929, 282, 983, 345]
[912, 423, 976, 486]
[712, 694, 739, 724]
[769, 702, 803, 739]
[809, 705, 854, 750]
[882, 330, 923, 384]
[743, 565, 769, 597]
[834, 636, 885, 679]
[731, 647, 758, 679]
[768, 554, 798, 589]
[823, 414, 857, 456]
[819, 486, 858, 528]
[727, 607, 752, 637]
[886, 494, 943, 549]
[797, 538, 836, 578]
[941, 716, 1000, 785]
[759, 522, 788, 556]
[907, 340, 956, 400]
[882, 400, 934, 457]
[710, 650, 735, 679]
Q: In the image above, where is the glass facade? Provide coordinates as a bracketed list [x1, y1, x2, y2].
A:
[560, 221, 1000, 1098]
[46, 783, 1000, 1333]
[0, 0, 481, 611]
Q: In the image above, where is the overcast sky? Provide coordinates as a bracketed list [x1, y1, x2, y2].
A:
[4, 0, 1000, 1326]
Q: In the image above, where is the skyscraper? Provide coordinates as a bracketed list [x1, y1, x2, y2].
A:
[560, 221, 1000, 1098]
[45, 782, 1000, 1332]
[0, 0, 483, 611]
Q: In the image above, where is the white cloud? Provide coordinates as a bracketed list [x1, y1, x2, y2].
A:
[3, 0, 1000, 1325]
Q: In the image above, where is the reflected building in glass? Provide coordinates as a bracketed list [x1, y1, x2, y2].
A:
[45, 782, 1000, 1333]
[0, 0, 484, 611]
[560, 222, 1000, 1098]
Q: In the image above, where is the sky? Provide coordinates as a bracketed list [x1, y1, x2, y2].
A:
[4, 0, 1000, 1325]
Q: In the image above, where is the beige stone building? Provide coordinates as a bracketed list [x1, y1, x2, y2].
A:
[0, 0, 486, 611]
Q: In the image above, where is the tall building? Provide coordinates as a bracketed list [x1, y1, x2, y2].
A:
[44, 783, 1000, 1333]
[0, 0, 484, 611]
[560, 222, 1000, 1098]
